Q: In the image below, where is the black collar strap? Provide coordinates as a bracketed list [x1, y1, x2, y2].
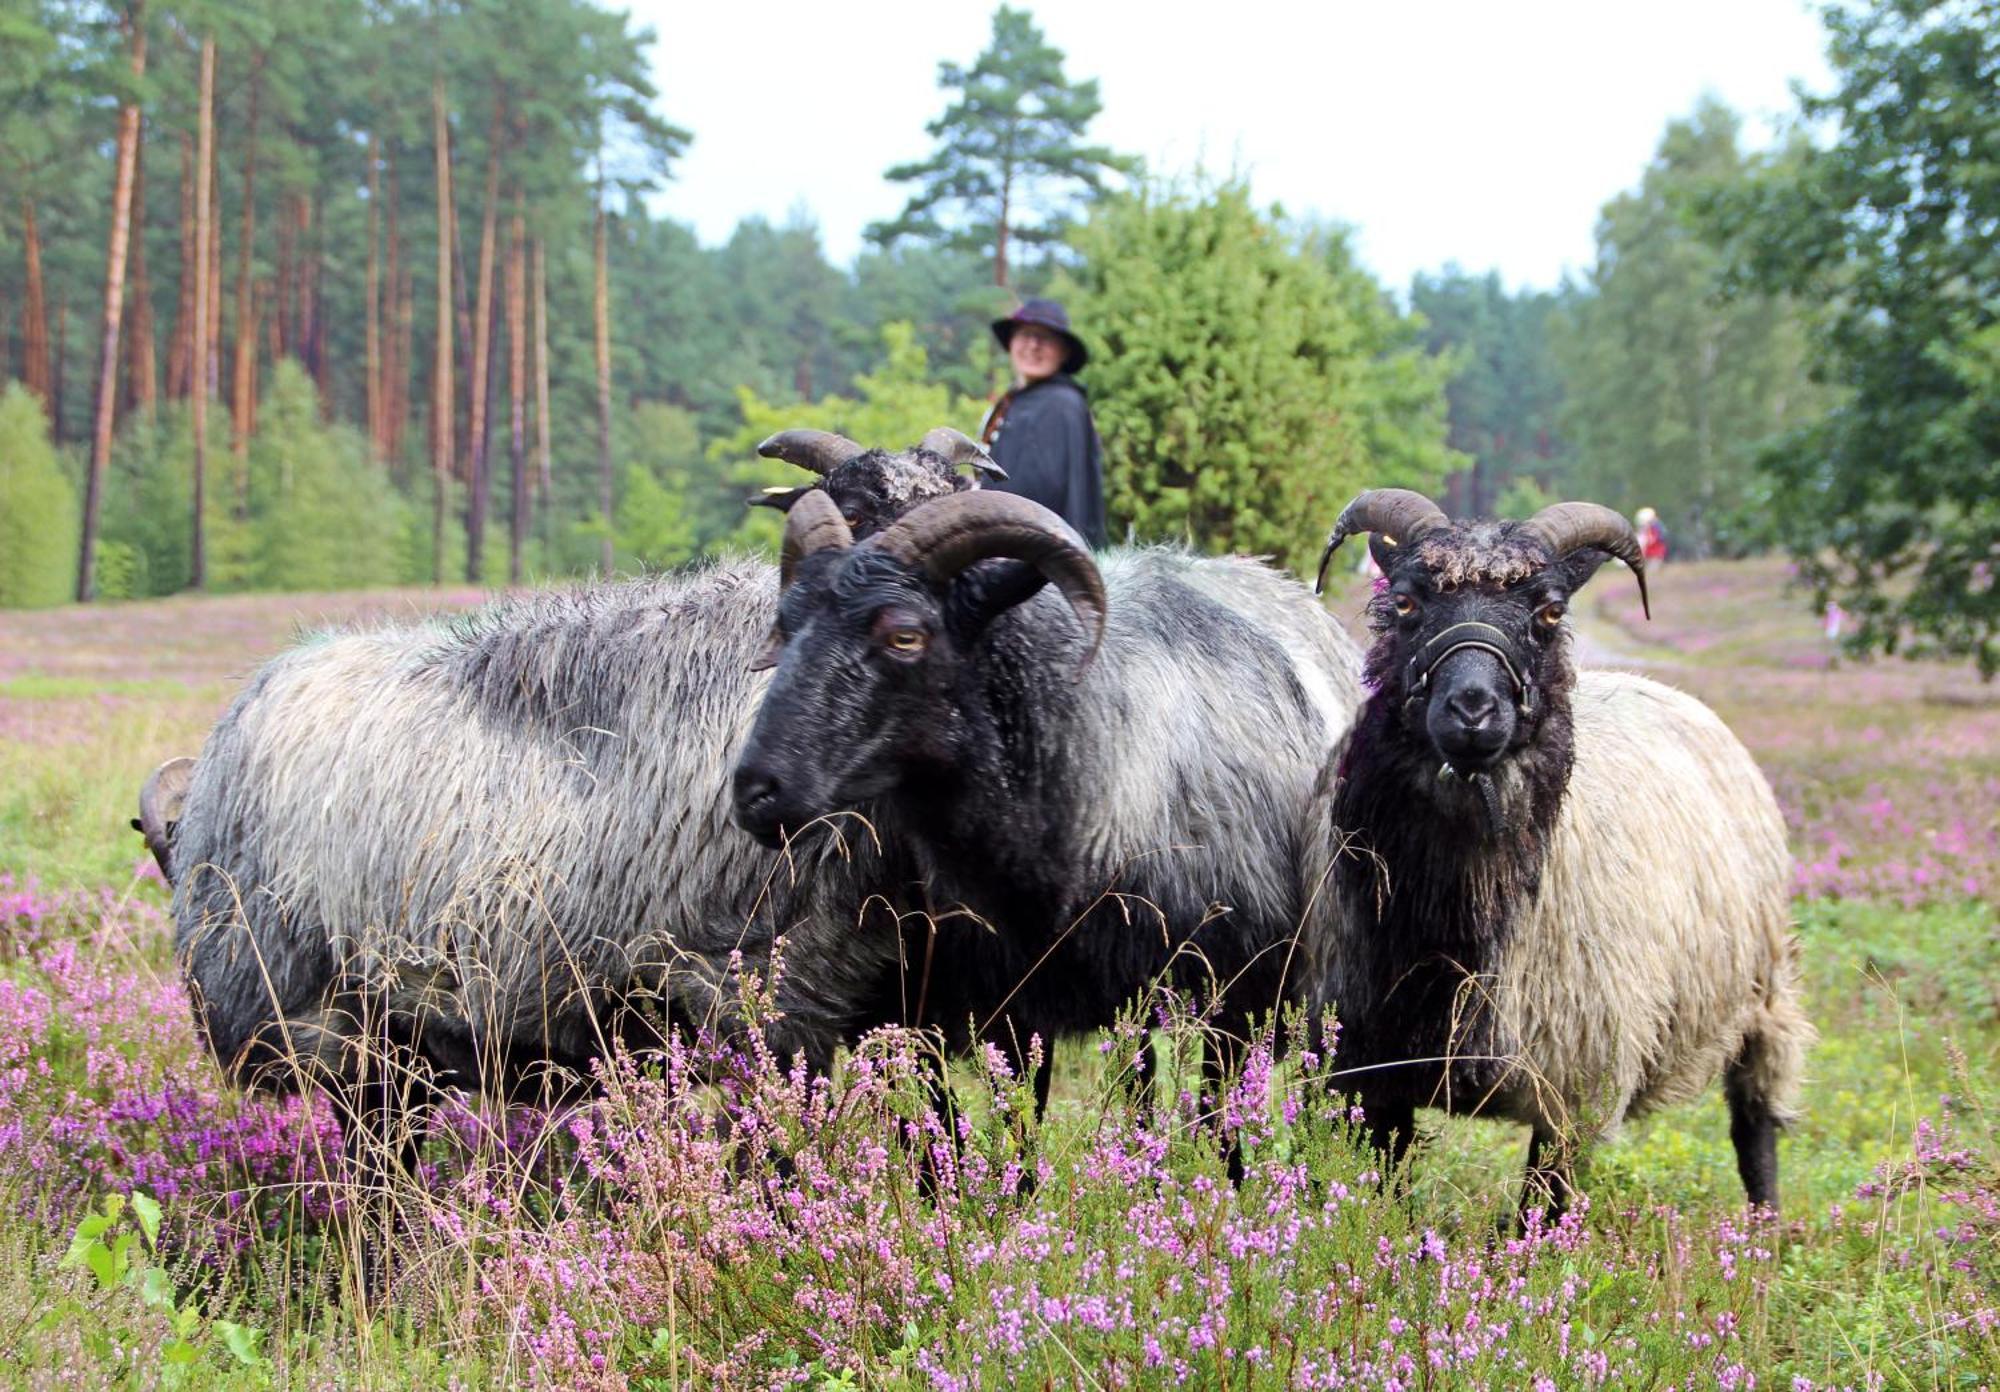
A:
[1405, 621, 1536, 718]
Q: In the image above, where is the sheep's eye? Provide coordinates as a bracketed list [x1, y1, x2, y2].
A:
[1538, 601, 1567, 629]
[880, 627, 928, 658]
[841, 509, 861, 527]
[1391, 593, 1419, 618]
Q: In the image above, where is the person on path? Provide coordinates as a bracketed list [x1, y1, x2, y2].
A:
[979, 299, 1109, 547]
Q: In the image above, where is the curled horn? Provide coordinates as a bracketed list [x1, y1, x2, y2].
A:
[919, 426, 1007, 481]
[1315, 489, 1450, 594]
[779, 489, 853, 589]
[873, 492, 1106, 666]
[758, 428, 866, 477]
[1520, 502, 1652, 619]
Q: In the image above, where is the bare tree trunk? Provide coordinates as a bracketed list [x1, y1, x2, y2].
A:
[20, 200, 51, 419]
[506, 195, 527, 585]
[230, 58, 262, 476]
[594, 166, 613, 577]
[994, 164, 1011, 289]
[464, 99, 502, 583]
[127, 126, 156, 422]
[273, 191, 293, 357]
[190, 36, 214, 590]
[166, 132, 194, 400]
[431, 71, 453, 584]
[394, 267, 412, 475]
[365, 132, 381, 458]
[382, 151, 402, 465]
[78, 13, 147, 603]
[532, 233, 550, 497]
[207, 132, 222, 407]
[310, 201, 328, 410]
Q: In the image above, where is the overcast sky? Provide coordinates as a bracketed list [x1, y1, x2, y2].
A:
[633, 1, 1833, 295]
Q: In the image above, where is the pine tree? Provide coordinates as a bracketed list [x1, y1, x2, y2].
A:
[867, 5, 1135, 289]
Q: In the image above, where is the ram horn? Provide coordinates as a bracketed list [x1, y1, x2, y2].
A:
[779, 489, 854, 589]
[1520, 501, 1651, 619]
[1315, 489, 1450, 594]
[872, 492, 1106, 665]
[758, 428, 867, 477]
[919, 426, 1007, 481]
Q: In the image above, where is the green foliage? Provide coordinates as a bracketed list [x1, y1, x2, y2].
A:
[0, 381, 78, 607]
[868, 5, 1138, 288]
[1555, 98, 1830, 557]
[609, 402, 715, 570]
[56, 1190, 268, 1385]
[712, 322, 993, 555]
[1409, 267, 1568, 515]
[240, 363, 414, 591]
[1059, 181, 1459, 576]
[1707, 0, 2000, 670]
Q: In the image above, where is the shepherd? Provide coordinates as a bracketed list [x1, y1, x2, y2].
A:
[980, 298, 1109, 547]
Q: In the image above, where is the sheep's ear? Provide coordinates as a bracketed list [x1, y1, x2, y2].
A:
[749, 486, 812, 513]
[944, 559, 1050, 645]
[1367, 534, 1400, 573]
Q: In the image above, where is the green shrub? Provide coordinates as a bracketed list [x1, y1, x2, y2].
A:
[0, 382, 78, 607]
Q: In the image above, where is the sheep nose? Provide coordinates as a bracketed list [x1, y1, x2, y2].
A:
[1444, 686, 1499, 728]
[733, 765, 783, 827]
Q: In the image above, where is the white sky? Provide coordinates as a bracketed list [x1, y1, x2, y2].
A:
[636, 1, 1832, 294]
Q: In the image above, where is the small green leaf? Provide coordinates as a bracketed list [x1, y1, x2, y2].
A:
[84, 1243, 116, 1290]
[139, 1265, 176, 1312]
[215, 1319, 266, 1367]
[130, 1191, 162, 1248]
[161, 1339, 200, 1365]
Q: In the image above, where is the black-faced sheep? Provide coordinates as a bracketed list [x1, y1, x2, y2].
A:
[1305, 489, 1812, 1217]
[731, 489, 1363, 1125]
[142, 429, 997, 1158]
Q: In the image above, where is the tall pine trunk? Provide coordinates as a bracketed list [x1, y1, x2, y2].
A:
[20, 200, 51, 419]
[190, 36, 214, 590]
[365, 132, 381, 458]
[382, 152, 403, 467]
[506, 195, 526, 585]
[78, 13, 147, 603]
[594, 167, 613, 577]
[464, 99, 502, 583]
[430, 71, 454, 584]
[166, 132, 194, 400]
[532, 233, 550, 496]
[393, 268, 412, 474]
[230, 59, 261, 477]
[206, 133, 222, 406]
[127, 126, 156, 421]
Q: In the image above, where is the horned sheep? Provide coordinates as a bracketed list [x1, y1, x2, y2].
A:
[731, 489, 1364, 1121]
[141, 428, 999, 1152]
[1303, 489, 1813, 1218]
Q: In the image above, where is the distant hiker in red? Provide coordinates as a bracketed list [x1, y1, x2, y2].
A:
[1636, 506, 1669, 565]
[979, 299, 1109, 547]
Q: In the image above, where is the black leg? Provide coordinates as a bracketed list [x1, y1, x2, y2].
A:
[1204, 1028, 1248, 1184]
[1364, 1095, 1417, 1177]
[1520, 1129, 1576, 1230]
[1031, 1041, 1054, 1123]
[1726, 1060, 1781, 1212]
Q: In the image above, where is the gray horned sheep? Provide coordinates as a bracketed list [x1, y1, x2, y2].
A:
[731, 489, 1364, 1127]
[141, 427, 996, 1154]
[1304, 489, 1813, 1218]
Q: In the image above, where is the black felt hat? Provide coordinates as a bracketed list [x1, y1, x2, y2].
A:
[991, 298, 1089, 374]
